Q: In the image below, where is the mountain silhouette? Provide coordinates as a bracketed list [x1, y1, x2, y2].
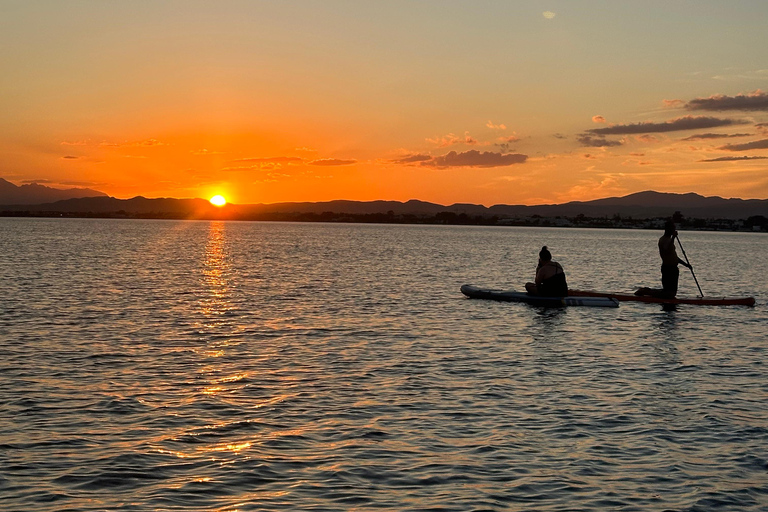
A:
[1, 185, 766, 220]
[0, 178, 107, 205]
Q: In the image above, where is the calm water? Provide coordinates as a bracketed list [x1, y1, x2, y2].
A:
[1, 218, 767, 511]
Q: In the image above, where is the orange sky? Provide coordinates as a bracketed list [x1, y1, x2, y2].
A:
[2, 2, 767, 205]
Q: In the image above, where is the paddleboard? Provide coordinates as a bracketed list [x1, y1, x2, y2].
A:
[568, 289, 755, 306]
[460, 284, 619, 308]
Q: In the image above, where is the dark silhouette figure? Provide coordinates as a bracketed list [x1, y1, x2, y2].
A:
[525, 246, 568, 297]
[636, 220, 692, 298]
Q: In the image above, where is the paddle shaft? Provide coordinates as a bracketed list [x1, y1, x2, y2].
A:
[675, 235, 704, 297]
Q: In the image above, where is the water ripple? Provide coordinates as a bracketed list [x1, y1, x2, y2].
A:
[1, 219, 767, 511]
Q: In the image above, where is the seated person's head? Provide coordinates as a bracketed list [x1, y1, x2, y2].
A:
[539, 246, 552, 261]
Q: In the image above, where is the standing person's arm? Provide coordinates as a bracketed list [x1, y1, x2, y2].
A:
[669, 234, 692, 268]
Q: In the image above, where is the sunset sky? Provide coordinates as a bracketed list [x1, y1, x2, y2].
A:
[2, 1, 767, 205]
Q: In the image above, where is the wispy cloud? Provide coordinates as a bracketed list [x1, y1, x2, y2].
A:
[710, 70, 768, 82]
[62, 155, 79, 159]
[21, 179, 54, 184]
[588, 115, 747, 135]
[422, 150, 527, 168]
[685, 90, 768, 111]
[61, 180, 102, 187]
[562, 176, 626, 202]
[577, 135, 622, 147]
[221, 165, 262, 172]
[486, 121, 507, 130]
[663, 99, 685, 109]
[592, 115, 606, 124]
[254, 172, 292, 183]
[719, 138, 768, 151]
[427, 132, 480, 147]
[309, 158, 357, 166]
[223, 156, 304, 171]
[233, 156, 303, 164]
[495, 142, 518, 153]
[99, 138, 168, 148]
[392, 154, 432, 164]
[700, 155, 768, 162]
[191, 149, 224, 155]
[21, 178, 100, 187]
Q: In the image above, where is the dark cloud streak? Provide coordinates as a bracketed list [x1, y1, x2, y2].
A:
[309, 158, 357, 166]
[719, 138, 768, 151]
[392, 154, 432, 164]
[682, 133, 752, 140]
[422, 150, 527, 168]
[700, 155, 768, 162]
[577, 135, 622, 147]
[686, 91, 768, 111]
[588, 116, 747, 135]
[233, 156, 303, 164]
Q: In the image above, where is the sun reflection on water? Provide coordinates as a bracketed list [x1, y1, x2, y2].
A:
[196, 221, 243, 402]
[200, 221, 230, 318]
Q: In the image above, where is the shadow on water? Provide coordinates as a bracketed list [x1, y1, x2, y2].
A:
[656, 304, 680, 334]
[532, 305, 567, 322]
[661, 303, 678, 313]
[649, 304, 684, 369]
[527, 305, 567, 343]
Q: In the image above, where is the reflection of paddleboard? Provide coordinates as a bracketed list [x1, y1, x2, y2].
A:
[568, 289, 755, 306]
[460, 284, 619, 308]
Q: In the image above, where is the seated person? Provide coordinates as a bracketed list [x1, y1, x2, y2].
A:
[525, 246, 568, 297]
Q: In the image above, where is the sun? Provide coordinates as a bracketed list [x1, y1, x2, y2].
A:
[209, 195, 227, 207]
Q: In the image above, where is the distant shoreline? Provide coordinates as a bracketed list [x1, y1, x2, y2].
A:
[2, 209, 766, 232]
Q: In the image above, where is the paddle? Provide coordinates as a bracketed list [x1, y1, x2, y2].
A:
[675, 235, 704, 297]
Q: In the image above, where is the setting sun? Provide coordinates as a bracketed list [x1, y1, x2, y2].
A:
[210, 195, 227, 207]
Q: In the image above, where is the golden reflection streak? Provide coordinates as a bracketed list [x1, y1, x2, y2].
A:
[212, 373, 249, 384]
[196, 221, 240, 398]
[200, 221, 231, 317]
[150, 417, 305, 460]
[210, 441, 252, 453]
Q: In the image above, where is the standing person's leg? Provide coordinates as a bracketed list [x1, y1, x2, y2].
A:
[661, 264, 679, 297]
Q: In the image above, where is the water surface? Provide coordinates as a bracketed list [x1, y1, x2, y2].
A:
[1, 218, 767, 511]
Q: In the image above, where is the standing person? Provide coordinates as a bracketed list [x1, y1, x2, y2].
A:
[637, 220, 692, 298]
[525, 246, 568, 297]
[657, 220, 692, 297]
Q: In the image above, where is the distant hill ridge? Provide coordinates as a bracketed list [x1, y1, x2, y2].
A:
[1, 183, 766, 220]
[0, 178, 107, 205]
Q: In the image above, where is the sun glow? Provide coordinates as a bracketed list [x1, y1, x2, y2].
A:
[209, 195, 227, 206]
